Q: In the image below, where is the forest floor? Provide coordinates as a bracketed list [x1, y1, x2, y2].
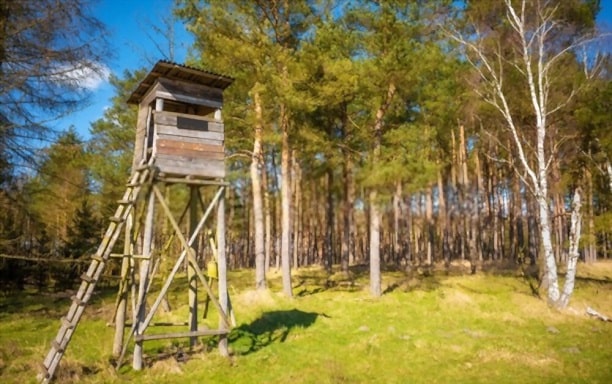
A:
[1, 261, 611, 383]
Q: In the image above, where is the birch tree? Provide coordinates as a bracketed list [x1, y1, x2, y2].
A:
[450, 0, 601, 307]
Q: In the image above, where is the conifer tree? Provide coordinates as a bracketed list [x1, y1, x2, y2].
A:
[346, 0, 445, 296]
[177, 0, 319, 296]
[62, 198, 99, 287]
[26, 128, 91, 256]
[88, 70, 145, 218]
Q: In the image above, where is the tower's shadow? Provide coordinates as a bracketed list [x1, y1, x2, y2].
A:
[228, 309, 328, 355]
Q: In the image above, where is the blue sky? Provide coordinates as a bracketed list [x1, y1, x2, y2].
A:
[56, 0, 194, 138]
[60, 0, 612, 140]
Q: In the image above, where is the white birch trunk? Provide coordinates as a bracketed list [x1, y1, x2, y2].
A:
[558, 188, 582, 308]
[537, 192, 560, 303]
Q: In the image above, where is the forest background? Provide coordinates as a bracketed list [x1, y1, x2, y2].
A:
[0, 0, 611, 309]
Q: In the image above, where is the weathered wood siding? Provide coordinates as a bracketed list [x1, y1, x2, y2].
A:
[153, 110, 225, 178]
[153, 77, 224, 109]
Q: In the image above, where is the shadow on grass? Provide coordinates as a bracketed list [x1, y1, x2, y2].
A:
[228, 309, 328, 355]
[572, 275, 612, 284]
[0, 291, 72, 319]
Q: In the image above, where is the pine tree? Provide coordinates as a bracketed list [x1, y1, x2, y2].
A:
[62, 198, 100, 287]
[345, 0, 446, 296]
[88, 70, 145, 218]
[177, 0, 320, 296]
[26, 128, 91, 256]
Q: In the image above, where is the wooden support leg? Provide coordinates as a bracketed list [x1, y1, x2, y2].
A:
[217, 189, 229, 357]
[115, 187, 226, 370]
[113, 214, 133, 357]
[188, 186, 199, 348]
[133, 193, 155, 370]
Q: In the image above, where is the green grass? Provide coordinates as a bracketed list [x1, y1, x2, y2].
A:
[1, 263, 612, 384]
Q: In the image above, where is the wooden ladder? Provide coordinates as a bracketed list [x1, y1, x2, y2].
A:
[39, 165, 154, 383]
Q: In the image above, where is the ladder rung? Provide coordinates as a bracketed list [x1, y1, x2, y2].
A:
[38, 362, 51, 377]
[91, 255, 104, 263]
[134, 329, 229, 342]
[81, 273, 96, 283]
[71, 295, 86, 306]
[135, 164, 149, 172]
[61, 316, 76, 330]
[109, 216, 125, 223]
[51, 340, 64, 353]
[110, 253, 148, 259]
[117, 199, 135, 205]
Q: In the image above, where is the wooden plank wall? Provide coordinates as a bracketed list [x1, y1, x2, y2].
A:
[153, 111, 225, 178]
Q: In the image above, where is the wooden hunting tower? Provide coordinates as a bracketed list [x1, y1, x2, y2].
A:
[40, 61, 235, 383]
[128, 60, 233, 179]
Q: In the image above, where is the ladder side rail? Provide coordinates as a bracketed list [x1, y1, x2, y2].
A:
[41, 167, 151, 382]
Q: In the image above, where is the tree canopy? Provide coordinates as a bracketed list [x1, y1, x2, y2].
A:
[0, 1, 609, 310]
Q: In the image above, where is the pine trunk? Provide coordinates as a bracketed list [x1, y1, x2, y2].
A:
[280, 105, 293, 297]
[292, 151, 301, 269]
[251, 90, 266, 290]
[325, 168, 334, 273]
[262, 159, 273, 273]
[341, 153, 354, 273]
[368, 82, 395, 297]
[586, 167, 596, 263]
[369, 189, 381, 297]
[425, 186, 433, 265]
[393, 181, 403, 265]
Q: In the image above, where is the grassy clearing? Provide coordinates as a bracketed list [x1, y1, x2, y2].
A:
[1, 262, 611, 384]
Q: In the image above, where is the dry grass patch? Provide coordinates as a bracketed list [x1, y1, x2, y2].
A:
[47, 357, 100, 384]
[490, 310, 527, 325]
[441, 288, 476, 307]
[576, 260, 612, 280]
[149, 357, 184, 375]
[234, 288, 278, 310]
[477, 349, 560, 368]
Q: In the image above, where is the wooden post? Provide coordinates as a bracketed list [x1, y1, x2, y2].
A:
[113, 213, 132, 356]
[132, 105, 148, 170]
[188, 186, 198, 348]
[217, 188, 229, 356]
[133, 193, 155, 370]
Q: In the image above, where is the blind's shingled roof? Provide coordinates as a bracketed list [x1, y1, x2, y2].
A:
[127, 60, 234, 105]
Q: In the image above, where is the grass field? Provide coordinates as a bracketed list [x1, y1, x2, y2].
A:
[1, 262, 611, 384]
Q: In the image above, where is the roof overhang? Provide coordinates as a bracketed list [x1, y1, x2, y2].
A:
[127, 60, 234, 105]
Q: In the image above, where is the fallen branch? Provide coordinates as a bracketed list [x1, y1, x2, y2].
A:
[586, 306, 612, 322]
[0, 254, 90, 263]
